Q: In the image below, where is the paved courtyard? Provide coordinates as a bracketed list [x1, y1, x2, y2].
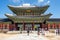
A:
[0, 31, 60, 40]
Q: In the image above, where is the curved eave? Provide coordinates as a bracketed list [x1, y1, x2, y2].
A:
[5, 13, 52, 22]
[8, 5, 49, 15]
[5, 14, 15, 21]
[8, 5, 49, 8]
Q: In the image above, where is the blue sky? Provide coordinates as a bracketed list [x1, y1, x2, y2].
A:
[0, 0, 60, 18]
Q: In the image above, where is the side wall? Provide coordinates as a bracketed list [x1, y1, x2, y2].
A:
[0, 23, 60, 31]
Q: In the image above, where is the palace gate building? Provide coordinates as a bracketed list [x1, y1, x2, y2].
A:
[0, 4, 60, 31]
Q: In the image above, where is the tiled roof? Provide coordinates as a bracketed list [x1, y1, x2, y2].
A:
[0, 18, 60, 22]
[0, 18, 12, 22]
[47, 18, 60, 22]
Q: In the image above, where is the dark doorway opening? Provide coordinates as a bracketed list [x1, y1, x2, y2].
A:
[15, 23, 23, 30]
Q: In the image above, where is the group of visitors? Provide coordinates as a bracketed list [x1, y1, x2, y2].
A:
[27, 27, 45, 36]
[37, 28, 45, 35]
[55, 28, 60, 35]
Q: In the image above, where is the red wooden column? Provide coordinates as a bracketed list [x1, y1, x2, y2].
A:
[23, 21, 25, 30]
[42, 24, 44, 29]
[2, 24, 4, 29]
[8, 24, 11, 31]
[47, 24, 49, 30]
[54, 23, 56, 29]
[52, 23, 55, 29]
[3, 24, 5, 29]
[9, 24, 13, 31]
[46, 24, 48, 30]
[8, 24, 10, 30]
[44, 24, 46, 29]
[47, 24, 50, 29]
[7, 24, 9, 31]
[1, 24, 3, 29]
[32, 22, 34, 30]
[59, 24, 60, 28]
[0, 24, 1, 29]
[1, 24, 2, 29]
[23, 23, 25, 30]
[13, 23, 16, 30]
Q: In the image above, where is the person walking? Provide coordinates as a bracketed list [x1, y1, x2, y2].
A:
[37, 27, 40, 35]
[41, 28, 45, 35]
[27, 27, 30, 36]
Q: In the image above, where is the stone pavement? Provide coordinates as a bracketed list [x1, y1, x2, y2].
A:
[0, 33, 49, 40]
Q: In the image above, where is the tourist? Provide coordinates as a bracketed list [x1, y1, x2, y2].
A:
[42, 28, 45, 35]
[37, 27, 40, 35]
[55, 28, 58, 35]
[27, 27, 30, 36]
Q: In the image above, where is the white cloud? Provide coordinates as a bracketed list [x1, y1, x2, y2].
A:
[11, 0, 20, 3]
[44, 1, 50, 5]
[47, 1, 50, 4]
[38, 0, 44, 3]
[46, 1, 50, 4]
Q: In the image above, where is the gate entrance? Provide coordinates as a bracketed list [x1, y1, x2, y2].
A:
[25, 24, 32, 30]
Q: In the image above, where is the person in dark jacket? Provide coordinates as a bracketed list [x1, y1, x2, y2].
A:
[27, 27, 30, 36]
